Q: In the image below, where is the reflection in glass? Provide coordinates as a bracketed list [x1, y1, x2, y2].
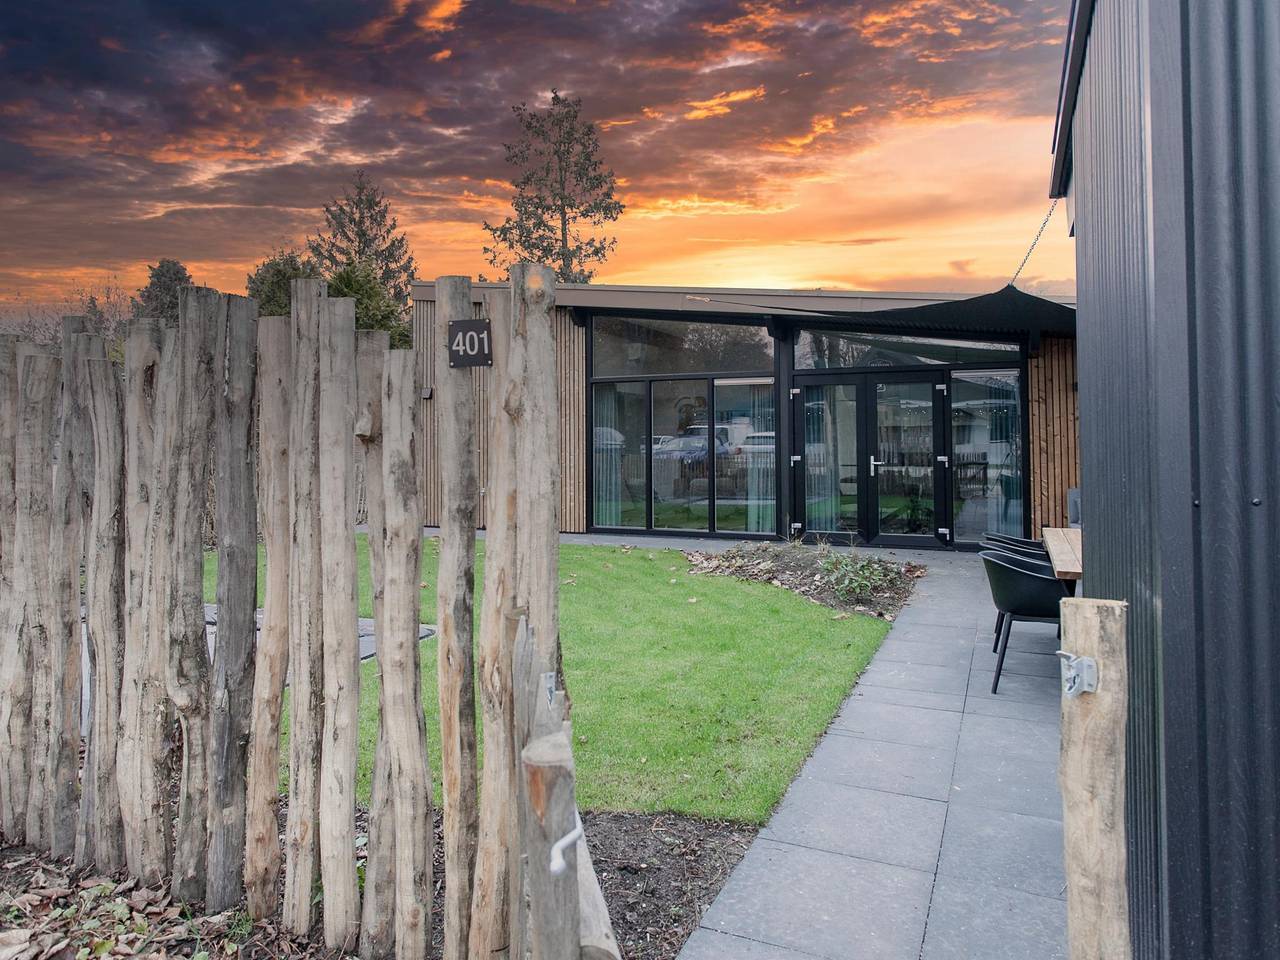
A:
[802, 384, 859, 533]
[594, 316, 774, 377]
[651, 380, 710, 530]
[875, 381, 935, 535]
[951, 370, 1023, 540]
[796, 330, 1018, 369]
[714, 380, 776, 532]
[592, 382, 646, 527]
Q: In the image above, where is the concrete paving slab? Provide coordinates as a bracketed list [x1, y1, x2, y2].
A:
[678, 929, 821, 960]
[957, 713, 1060, 764]
[920, 876, 1068, 960]
[886, 622, 982, 646]
[875, 639, 974, 669]
[937, 802, 1066, 899]
[964, 695, 1061, 726]
[699, 839, 933, 960]
[848, 683, 967, 714]
[832, 699, 963, 750]
[966, 669, 1060, 706]
[762, 777, 948, 872]
[972, 647, 1060, 678]
[950, 753, 1062, 820]
[803, 732, 955, 802]
[861, 662, 970, 696]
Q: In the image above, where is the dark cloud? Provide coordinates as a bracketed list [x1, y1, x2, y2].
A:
[0, 0, 1071, 296]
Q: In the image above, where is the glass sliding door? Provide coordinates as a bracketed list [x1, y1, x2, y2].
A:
[870, 378, 941, 541]
[714, 379, 776, 533]
[950, 370, 1023, 540]
[800, 382, 860, 535]
[592, 382, 647, 528]
[651, 379, 710, 531]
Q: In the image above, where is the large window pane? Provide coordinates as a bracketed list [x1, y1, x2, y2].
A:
[594, 316, 773, 377]
[651, 379, 709, 530]
[714, 380, 776, 533]
[951, 370, 1023, 540]
[875, 381, 936, 535]
[592, 382, 646, 527]
[803, 384, 859, 534]
[796, 329, 1018, 369]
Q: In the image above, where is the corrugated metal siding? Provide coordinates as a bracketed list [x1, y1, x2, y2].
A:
[414, 300, 587, 533]
[1071, 0, 1164, 955]
[1028, 336, 1080, 529]
[1070, 0, 1280, 956]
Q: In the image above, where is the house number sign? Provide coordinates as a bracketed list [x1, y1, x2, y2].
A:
[447, 318, 493, 368]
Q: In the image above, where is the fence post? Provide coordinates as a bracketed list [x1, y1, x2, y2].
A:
[355, 330, 394, 960]
[118, 319, 172, 883]
[382, 349, 434, 960]
[318, 296, 360, 950]
[435, 275, 480, 960]
[206, 295, 259, 911]
[469, 288, 517, 959]
[244, 315, 291, 919]
[520, 726, 581, 959]
[0, 350, 58, 845]
[1059, 598, 1131, 960]
[0, 337, 16, 840]
[48, 318, 94, 859]
[79, 348, 126, 872]
[166, 287, 220, 902]
[284, 278, 326, 935]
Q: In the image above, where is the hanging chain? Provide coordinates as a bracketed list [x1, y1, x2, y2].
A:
[1010, 197, 1060, 286]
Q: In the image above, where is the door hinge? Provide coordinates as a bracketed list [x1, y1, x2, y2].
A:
[789, 387, 801, 397]
[790, 522, 803, 532]
[790, 454, 802, 465]
[936, 455, 950, 466]
[937, 527, 951, 537]
[935, 383, 947, 394]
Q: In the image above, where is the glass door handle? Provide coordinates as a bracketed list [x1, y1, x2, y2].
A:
[870, 456, 885, 477]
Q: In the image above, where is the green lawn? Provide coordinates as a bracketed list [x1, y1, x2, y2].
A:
[203, 538, 889, 824]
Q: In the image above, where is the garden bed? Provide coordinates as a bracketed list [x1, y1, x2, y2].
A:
[685, 541, 925, 618]
[0, 809, 753, 960]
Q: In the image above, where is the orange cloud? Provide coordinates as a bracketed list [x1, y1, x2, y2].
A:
[684, 85, 766, 120]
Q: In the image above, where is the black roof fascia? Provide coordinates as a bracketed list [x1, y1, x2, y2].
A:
[1050, 0, 1098, 197]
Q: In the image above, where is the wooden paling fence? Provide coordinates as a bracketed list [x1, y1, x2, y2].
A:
[0, 267, 619, 959]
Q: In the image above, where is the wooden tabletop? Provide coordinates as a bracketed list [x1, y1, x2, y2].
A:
[1043, 527, 1083, 581]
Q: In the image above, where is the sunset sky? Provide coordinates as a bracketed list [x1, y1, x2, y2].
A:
[0, 0, 1076, 308]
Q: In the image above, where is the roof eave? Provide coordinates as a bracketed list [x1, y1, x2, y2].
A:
[1050, 0, 1098, 198]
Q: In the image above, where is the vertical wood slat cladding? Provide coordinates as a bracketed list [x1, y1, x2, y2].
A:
[414, 299, 587, 533]
[1028, 336, 1080, 530]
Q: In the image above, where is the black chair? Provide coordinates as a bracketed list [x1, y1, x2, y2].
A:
[984, 532, 1048, 553]
[981, 548, 1059, 651]
[981, 551, 1070, 693]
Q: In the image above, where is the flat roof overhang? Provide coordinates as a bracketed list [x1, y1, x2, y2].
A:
[1050, 0, 1098, 198]
[412, 281, 1076, 340]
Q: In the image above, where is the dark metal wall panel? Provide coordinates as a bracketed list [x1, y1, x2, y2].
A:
[1070, 1, 1164, 953]
[1070, 1, 1280, 956]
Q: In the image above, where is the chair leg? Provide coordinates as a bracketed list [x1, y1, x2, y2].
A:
[993, 610, 1006, 653]
[992, 616, 1013, 694]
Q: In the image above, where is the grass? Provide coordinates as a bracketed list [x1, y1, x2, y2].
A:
[202, 538, 890, 824]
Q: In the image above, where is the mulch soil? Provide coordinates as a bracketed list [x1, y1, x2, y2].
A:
[0, 808, 753, 960]
[686, 540, 925, 619]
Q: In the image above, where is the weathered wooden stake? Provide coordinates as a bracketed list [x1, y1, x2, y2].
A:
[206, 295, 259, 911]
[355, 331, 394, 960]
[469, 289, 518, 960]
[520, 727, 581, 959]
[318, 296, 360, 949]
[1059, 598, 1131, 960]
[0, 337, 16, 840]
[284, 278, 327, 934]
[0, 351, 58, 844]
[166, 286, 220, 902]
[77, 349, 126, 871]
[244, 316, 290, 919]
[382, 349, 433, 960]
[434, 275, 480, 959]
[47, 319, 94, 858]
[117, 320, 172, 882]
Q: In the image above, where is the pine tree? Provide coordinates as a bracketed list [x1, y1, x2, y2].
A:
[326, 260, 412, 348]
[307, 171, 416, 307]
[482, 90, 625, 283]
[246, 248, 321, 316]
[131, 258, 193, 324]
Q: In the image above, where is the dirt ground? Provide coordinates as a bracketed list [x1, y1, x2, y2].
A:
[0, 807, 754, 960]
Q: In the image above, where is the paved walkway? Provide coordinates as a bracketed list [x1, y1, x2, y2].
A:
[678, 550, 1067, 960]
